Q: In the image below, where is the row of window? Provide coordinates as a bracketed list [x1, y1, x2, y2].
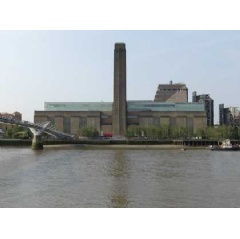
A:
[157, 88, 187, 92]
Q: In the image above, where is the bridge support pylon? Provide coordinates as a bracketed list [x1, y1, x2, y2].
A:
[32, 134, 43, 150]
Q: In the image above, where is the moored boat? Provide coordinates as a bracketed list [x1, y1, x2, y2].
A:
[210, 139, 240, 151]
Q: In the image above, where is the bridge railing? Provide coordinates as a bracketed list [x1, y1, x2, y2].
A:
[0, 116, 74, 139]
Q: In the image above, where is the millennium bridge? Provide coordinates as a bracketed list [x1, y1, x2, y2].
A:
[0, 116, 74, 150]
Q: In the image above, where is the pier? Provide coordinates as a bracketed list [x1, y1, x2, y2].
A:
[173, 139, 240, 146]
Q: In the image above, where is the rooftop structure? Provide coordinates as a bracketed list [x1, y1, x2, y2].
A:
[154, 81, 188, 103]
[45, 102, 113, 112]
[44, 101, 205, 112]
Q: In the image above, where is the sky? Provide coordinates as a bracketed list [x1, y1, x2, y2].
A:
[0, 30, 240, 123]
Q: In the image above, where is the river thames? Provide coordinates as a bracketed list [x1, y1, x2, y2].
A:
[0, 145, 240, 208]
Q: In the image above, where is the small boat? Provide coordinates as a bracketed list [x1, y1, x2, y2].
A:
[210, 139, 240, 151]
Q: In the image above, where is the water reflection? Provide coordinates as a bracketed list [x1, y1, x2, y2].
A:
[1, 147, 240, 207]
[109, 150, 130, 208]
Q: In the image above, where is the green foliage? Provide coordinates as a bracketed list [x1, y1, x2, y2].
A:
[170, 126, 180, 139]
[126, 125, 167, 139]
[4, 125, 29, 139]
[195, 128, 205, 138]
[125, 125, 140, 137]
[205, 125, 239, 140]
[80, 126, 99, 137]
[13, 131, 29, 139]
[126, 125, 240, 140]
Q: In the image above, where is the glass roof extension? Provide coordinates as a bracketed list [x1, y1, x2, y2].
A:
[45, 102, 113, 111]
[127, 101, 205, 112]
[44, 101, 205, 112]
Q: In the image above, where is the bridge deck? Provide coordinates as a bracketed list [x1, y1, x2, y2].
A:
[0, 116, 74, 139]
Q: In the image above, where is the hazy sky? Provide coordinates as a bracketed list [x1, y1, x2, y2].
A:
[0, 30, 240, 123]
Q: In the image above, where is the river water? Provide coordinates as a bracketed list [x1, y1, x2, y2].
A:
[0, 145, 240, 208]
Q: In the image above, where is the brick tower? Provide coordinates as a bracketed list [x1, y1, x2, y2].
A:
[112, 43, 127, 136]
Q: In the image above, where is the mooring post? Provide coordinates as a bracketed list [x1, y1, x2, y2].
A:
[32, 134, 43, 150]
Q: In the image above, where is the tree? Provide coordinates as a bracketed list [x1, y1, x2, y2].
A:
[179, 127, 188, 139]
[156, 126, 164, 139]
[170, 126, 180, 139]
[160, 125, 169, 139]
[126, 125, 141, 137]
[205, 127, 216, 139]
[4, 125, 28, 139]
[195, 128, 205, 139]
[80, 126, 99, 137]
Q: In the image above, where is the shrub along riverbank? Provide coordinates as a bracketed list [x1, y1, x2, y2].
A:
[0, 139, 172, 146]
[1, 139, 240, 147]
